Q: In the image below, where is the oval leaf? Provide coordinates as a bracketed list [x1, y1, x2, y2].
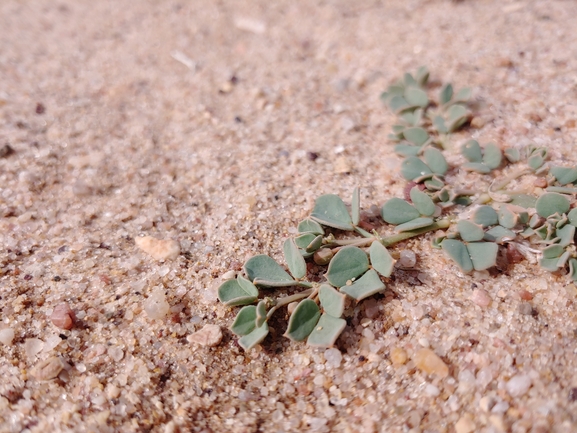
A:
[483, 225, 516, 243]
[306, 234, 324, 253]
[401, 156, 433, 181]
[441, 239, 473, 272]
[283, 238, 306, 279]
[307, 314, 347, 348]
[370, 241, 395, 277]
[410, 187, 435, 216]
[319, 284, 346, 317]
[339, 269, 385, 301]
[218, 276, 259, 307]
[244, 255, 296, 287]
[535, 193, 570, 218]
[473, 206, 498, 227]
[231, 305, 257, 336]
[404, 87, 429, 108]
[327, 246, 369, 287]
[467, 242, 498, 271]
[550, 166, 577, 185]
[381, 198, 420, 225]
[483, 142, 502, 170]
[285, 299, 321, 342]
[404, 127, 429, 146]
[311, 194, 354, 231]
[439, 83, 453, 105]
[297, 219, 325, 235]
[457, 220, 484, 242]
[295, 233, 318, 249]
[423, 148, 448, 176]
[461, 139, 483, 163]
[239, 323, 269, 351]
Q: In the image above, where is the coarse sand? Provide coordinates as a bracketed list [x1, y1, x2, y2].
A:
[1, 1, 577, 432]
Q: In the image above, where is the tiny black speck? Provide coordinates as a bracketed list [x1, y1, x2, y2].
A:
[358, 355, 366, 362]
[570, 388, 577, 402]
[59, 334, 68, 340]
[53, 276, 62, 282]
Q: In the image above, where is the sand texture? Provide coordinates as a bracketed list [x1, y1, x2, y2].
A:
[2, 0, 577, 432]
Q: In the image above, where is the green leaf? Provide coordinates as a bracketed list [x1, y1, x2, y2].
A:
[327, 246, 369, 287]
[311, 194, 354, 231]
[389, 95, 410, 113]
[218, 275, 259, 307]
[404, 72, 417, 87]
[352, 187, 360, 226]
[483, 225, 516, 243]
[433, 115, 448, 134]
[255, 300, 268, 328]
[410, 187, 435, 216]
[404, 127, 429, 146]
[509, 194, 537, 208]
[461, 139, 482, 162]
[401, 156, 433, 181]
[535, 193, 570, 218]
[404, 87, 428, 108]
[424, 177, 445, 191]
[319, 284, 346, 317]
[462, 162, 491, 174]
[473, 206, 498, 227]
[231, 305, 257, 336]
[454, 87, 472, 102]
[306, 235, 323, 253]
[285, 299, 321, 342]
[504, 148, 520, 163]
[297, 219, 324, 235]
[415, 66, 430, 87]
[540, 257, 561, 272]
[550, 166, 577, 185]
[498, 206, 518, 229]
[467, 242, 498, 271]
[395, 217, 434, 232]
[239, 322, 269, 351]
[423, 148, 448, 176]
[569, 259, 577, 281]
[370, 241, 395, 278]
[442, 239, 473, 272]
[457, 220, 485, 242]
[295, 233, 318, 249]
[381, 198, 420, 224]
[568, 208, 577, 226]
[339, 269, 385, 301]
[483, 142, 502, 169]
[283, 238, 306, 279]
[244, 255, 297, 287]
[439, 83, 453, 105]
[447, 104, 469, 131]
[394, 143, 420, 157]
[543, 244, 564, 259]
[307, 314, 347, 348]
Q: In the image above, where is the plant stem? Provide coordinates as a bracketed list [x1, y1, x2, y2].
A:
[380, 218, 451, 247]
[266, 288, 314, 319]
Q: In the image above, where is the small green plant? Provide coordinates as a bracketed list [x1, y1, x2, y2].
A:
[217, 67, 577, 351]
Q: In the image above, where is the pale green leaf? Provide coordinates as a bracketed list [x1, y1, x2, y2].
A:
[401, 156, 433, 181]
[297, 219, 324, 235]
[461, 139, 483, 163]
[473, 205, 498, 227]
[231, 305, 257, 336]
[395, 217, 434, 232]
[370, 241, 395, 278]
[318, 284, 346, 317]
[239, 323, 269, 351]
[339, 269, 385, 301]
[307, 314, 347, 348]
[404, 127, 429, 146]
[311, 194, 354, 231]
[244, 255, 297, 287]
[218, 275, 259, 307]
[285, 299, 321, 342]
[442, 239, 473, 272]
[283, 238, 306, 279]
[457, 220, 484, 242]
[535, 193, 570, 218]
[410, 187, 435, 216]
[381, 198, 420, 224]
[352, 187, 360, 226]
[423, 148, 448, 176]
[467, 242, 498, 271]
[326, 246, 369, 287]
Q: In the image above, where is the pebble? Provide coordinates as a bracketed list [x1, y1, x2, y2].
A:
[187, 324, 223, 347]
[334, 156, 351, 174]
[144, 288, 170, 320]
[471, 288, 491, 307]
[505, 374, 532, 397]
[32, 356, 65, 381]
[0, 328, 15, 346]
[518, 302, 533, 315]
[397, 250, 417, 268]
[135, 236, 180, 261]
[324, 348, 342, 368]
[455, 413, 476, 433]
[390, 347, 408, 366]
[50, 302, 76, 330]
[24, 338, 44, 359]
[424, 383, 440, 397]
[413, 348, 449, 378]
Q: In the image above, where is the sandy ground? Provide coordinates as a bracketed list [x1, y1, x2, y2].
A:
[2, 0, 577, 432]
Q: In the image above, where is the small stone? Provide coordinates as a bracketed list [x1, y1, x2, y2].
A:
[324, 348, 342, 368]
[505, 374, 532, 397]
[413, 348, 449, 378]
[397, 250, 417, 269]
[31, 356, 65, 381]
[489, 415, 507, 432]
[479, 395, 495, 412]
[424, 383, 440, 397]
[518, 302, 533, 315]
[0, 328, 15, 346]
[470, 116, 486, 129]
[24, 338, 44, 359]
[334, 156, 351, 174]
[135, 236, 180, 261]
[0, 144, 15, 158]
[50, 303, 76, 330]
[517, 289, 533, 301]
[187, 324, 223, 347]
[455, 413, 475, 433]
[390, 347, 408, 366]
[144, 288, 170, 320]
[471, 288, 491, 307]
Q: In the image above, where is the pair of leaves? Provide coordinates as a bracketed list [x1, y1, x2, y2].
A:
[441, 239, 498, 272]
[540, 244, 571, 272]
[381, 187, 436, 232]
[310, 188, 361, 230]
[325, 244, 392, 301]
[400, 149, 448, 182]
[285, 284, 347, 347]
[461, 140, 502, 173]
[230, 304, 270, 350]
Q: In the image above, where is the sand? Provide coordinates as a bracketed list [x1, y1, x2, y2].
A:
[1, 0, 577, 432]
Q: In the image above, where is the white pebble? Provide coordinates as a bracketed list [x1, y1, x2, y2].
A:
[505, 374, 532, 397]
[135, 236, 180, 261]
[144, 288, 170, 320]
[0, 328, 15, 346]
[471, 288, 491, 307]
[24, 338, 44, 359]
[187, 324, 223, 347]
[324, 348, 343, 368]
[424, 383, 440, 397]
[397, 250, 417, 268]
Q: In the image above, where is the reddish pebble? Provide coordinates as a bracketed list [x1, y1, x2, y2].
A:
[518, 289, 533, 301]
[50, 303, 76, 330]
[471, 289, 492, 307]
